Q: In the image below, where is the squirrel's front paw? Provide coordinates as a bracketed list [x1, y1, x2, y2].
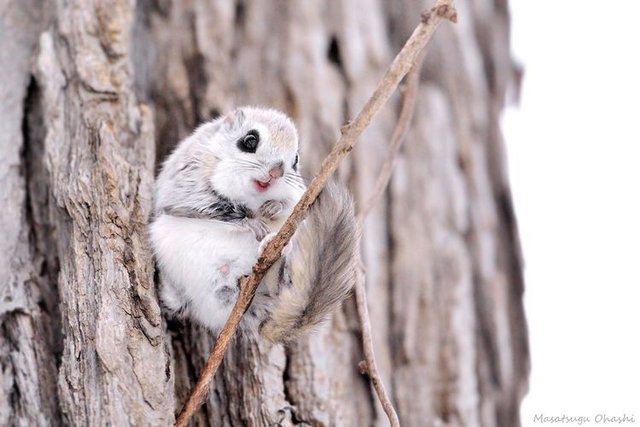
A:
[242, 217, 270, 241]
[259, 200, 285, 220]
[258, 232, 277, 255]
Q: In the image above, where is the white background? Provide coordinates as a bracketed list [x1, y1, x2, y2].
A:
[503, 1, 640, 426]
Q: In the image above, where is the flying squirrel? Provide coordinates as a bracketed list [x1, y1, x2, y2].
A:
[149, 106, 358, 342]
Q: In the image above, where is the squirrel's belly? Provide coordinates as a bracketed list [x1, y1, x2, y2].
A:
[149, 215, 259, 305]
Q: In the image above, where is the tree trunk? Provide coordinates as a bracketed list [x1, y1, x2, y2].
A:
[1, 0, 528, 426]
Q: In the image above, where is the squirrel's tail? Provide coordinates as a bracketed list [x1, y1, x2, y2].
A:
[259, 181, 359, 343]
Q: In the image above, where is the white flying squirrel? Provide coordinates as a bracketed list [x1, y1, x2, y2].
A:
[149, 107, 358, 342]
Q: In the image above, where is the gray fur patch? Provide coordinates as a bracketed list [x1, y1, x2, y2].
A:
[278, 261, 292, 289]
[162, 189, 255, 226]
[215, 285, 239, 306]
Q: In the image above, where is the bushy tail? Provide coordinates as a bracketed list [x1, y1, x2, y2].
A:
[259, 181, 359, 343]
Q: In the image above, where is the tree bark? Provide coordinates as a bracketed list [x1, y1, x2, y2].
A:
[1, 0, 528, 426]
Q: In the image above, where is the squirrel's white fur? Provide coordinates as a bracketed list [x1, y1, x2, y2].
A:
[149, 107, 357, 342]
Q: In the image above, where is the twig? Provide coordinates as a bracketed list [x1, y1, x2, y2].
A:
[355, 266, 399, 427]
[354, 49, 427, 427]
[352, 6, 455, 426]
[174, 2, 456, 426]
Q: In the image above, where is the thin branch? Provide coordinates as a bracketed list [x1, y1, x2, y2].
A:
[354, 49, 427, 427]
[174, 2, 456, 426]
[357, 48, 426, 226]
[355, 266, 399, 427]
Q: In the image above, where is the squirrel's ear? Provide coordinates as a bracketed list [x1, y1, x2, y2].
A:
[222, 108, 245, 129]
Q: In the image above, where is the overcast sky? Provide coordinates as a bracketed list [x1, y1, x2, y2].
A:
[502, 1, 640, 425]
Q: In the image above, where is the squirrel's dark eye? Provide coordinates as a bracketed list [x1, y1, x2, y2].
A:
[238, 130, 259, 153]
[292, 153, 299, 171]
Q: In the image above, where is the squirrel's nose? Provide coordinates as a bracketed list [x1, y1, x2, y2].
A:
[268, 162, 284, 179]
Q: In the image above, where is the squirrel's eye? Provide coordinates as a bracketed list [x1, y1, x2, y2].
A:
[292, 153, 299, 171]
[238, 130, 259, 153]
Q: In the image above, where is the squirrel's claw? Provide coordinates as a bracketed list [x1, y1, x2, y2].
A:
[259, 199, 285, 220]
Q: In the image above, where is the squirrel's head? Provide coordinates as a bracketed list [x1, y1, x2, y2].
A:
[194, 106, 304, 208]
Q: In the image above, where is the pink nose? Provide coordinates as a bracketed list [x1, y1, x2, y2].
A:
[269, 162, 284, 179]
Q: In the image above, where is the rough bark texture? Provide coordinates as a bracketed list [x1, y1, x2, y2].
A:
[0, 0, 528, 426]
